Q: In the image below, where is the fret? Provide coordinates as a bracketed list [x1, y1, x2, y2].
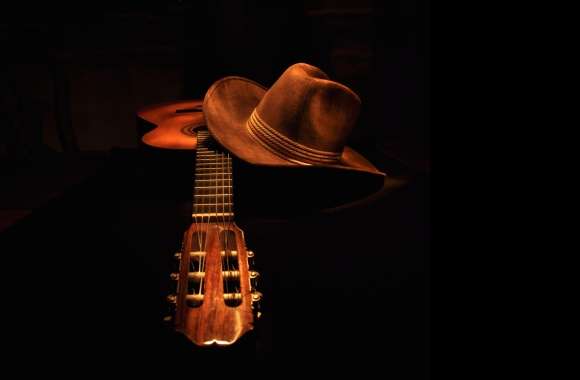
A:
[196, 165, 231, 168]
[195, 169, 231, 174]
[193, 206, 233, 212]
[195, 180, 231, 186]
[190, 212, 234, 222]
[193, 203, 232, 208]
[196, 165, 231, 169]
[194, 188, 232, 195]
[193, 205, 233, 213]
[192, 212, 234, 217]
[193, 203, 233, 206]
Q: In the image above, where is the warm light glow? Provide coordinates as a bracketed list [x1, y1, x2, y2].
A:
[203, 339, 234, 346]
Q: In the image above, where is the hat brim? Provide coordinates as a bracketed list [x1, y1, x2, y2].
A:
[203, 76, 386, 180]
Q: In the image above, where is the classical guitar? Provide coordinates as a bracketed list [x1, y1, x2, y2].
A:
[137, 101, 262, 346]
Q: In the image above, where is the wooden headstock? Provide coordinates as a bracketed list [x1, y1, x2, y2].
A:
[170, 222, 261, 346]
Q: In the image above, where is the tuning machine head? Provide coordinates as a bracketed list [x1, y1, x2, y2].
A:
[251, 291, 263, 302]
[251, 291, 263, 319]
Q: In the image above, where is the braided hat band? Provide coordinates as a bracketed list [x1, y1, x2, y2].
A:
[246, 109, 341, 165]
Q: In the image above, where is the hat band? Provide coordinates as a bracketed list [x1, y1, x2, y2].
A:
[246, 109, 341, 165]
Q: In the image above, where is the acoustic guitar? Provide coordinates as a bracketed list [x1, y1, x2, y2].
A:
[137, 100, 262, 346]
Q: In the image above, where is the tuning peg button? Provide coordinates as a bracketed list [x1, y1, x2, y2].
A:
[251, 291, 263, 319]
[167, 294, 177, 304]
[247, 250, 255, 258]
[174, 252, 181, 260]
[251, 291, 263, 302]
[249, 271, 260, 279]
[170, 273, 179, 281]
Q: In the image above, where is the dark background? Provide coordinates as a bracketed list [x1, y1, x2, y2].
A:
[0, 0, 429, 374]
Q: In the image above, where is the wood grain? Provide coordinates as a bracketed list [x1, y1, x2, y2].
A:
[174, 222, 254, 346]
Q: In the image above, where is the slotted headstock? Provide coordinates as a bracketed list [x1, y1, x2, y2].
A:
[170, 222, 261, 346]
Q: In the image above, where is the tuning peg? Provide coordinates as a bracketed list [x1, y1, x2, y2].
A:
[247, 250, 255, 267]
[174, 252, 181, 260]
[163, 315, 173, 323]
[167, 294, 177, 304]
[170, 272, 179, 280]
[251, 291, 263, 302]
[249, 271, 260, 279]
[251, 291, 263, 319]
[250, 271, 260, 291]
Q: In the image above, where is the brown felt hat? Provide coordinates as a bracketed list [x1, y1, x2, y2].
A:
[203, 63, 386, 180]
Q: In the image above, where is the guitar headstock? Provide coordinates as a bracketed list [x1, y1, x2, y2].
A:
[167, 222, 262, 346]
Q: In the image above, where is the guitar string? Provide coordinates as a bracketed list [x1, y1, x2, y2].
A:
[221, 151, 230, 297]
[196, 130, 210, 297]
[225, 151, 238, 298]
[198, 130, 223, 298]
[191, 131, 199, 297]
[201, 130, 213, 296]
[193, 131, 202, 297]
[218, 150, 231, 297]
[227, 152, 239, 296]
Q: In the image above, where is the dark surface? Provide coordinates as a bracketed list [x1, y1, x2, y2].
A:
[0, 147, 428, 372]
[1, 0, 429, 373]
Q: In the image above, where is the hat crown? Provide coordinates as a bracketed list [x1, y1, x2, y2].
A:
[253, 63, 361, 157]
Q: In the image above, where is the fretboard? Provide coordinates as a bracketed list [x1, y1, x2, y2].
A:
[192, 129, 234, 222]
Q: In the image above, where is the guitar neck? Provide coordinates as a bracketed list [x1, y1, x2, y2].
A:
[192, 129, 234, 223]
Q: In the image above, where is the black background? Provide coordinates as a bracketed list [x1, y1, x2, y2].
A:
[1, 0, 429, 374]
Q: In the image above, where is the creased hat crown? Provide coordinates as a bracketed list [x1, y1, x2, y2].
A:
[247, 63, 361, 164]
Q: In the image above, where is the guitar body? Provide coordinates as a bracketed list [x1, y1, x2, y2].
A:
[137, 99, 204, 150]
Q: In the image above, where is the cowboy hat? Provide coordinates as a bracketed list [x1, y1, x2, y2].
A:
[203, 63, 386, 184]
